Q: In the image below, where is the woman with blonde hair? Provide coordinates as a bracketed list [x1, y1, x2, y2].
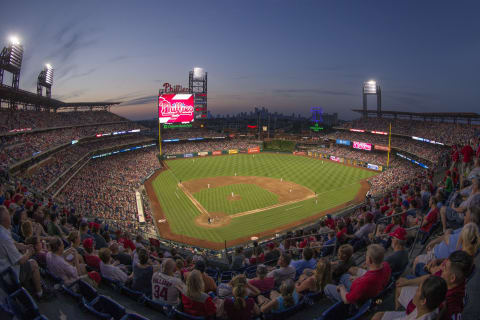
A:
[181, 270, 216, 318]
[258, 279, 300, 314]
[223, 281, 260, 320]
[456, 222, 480, 255]
[295, 258, 331, 294]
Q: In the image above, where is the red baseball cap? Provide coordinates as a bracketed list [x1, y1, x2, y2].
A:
[389, 227, 407, 241]
[88, 271, 101, 285]
[83, 238, 94, 250]
[267, 243, 275, 249]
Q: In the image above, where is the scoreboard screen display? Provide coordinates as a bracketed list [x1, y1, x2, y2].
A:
[158, 94, 194, 124]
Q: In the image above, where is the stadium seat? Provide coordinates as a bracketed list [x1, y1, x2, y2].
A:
[143, 296, 173, 317]
[119, 284, 145, 302]
[0, 266, 21, 295]
[263, 297, 305, 320]
[101, 275, 122, 290]
[205, 268, 219, 281]
[316, 299, 372, 320]
[244, 265, 257, 279]
[120, 313, 150, 320]
[83, 295, 126, 320]
[172, 307, 206, 320]
[62, 278, 99, 305]
[6, 287, 42, 320]
[220, 271, 237, 283]
[0, 303, 15, 320]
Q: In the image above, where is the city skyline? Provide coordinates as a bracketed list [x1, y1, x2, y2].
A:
[1, 0, 479, 121]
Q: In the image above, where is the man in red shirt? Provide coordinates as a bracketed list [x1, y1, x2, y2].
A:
[419, 197, 439, 233]
[325, 214, 335, 230]
[391, 250, 472, 320]
[461, 142, 474, 175]
[324, 244, 391, 305]
[83, 238, 101, 270]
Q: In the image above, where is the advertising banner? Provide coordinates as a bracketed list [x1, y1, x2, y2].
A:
[371, 131, 387, 135]
[166, 155, 177, 159]
[293, 151, 306, 156]
[336, 139, 351, 146]
[367, 163, 379, 171]
[212, 150, 222, 156]
[228, 149, 238, 154]
[184, 153, 193, 158]
[374, 145, 390, 151]
[198, 151, 208, 157]
[350, 129, 365, 133]
[158, 94, 194, 124]
[248, 147, 260, 154]
[330, 156, 341, 162]
[353, 141, 372, 151]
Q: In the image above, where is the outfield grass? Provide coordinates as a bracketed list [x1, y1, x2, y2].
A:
[193, 184, 278, 215]
[151, 153, 378, 243]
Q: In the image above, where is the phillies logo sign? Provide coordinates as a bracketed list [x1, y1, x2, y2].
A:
[353, 141, 372, 151]
[159, 94, 194, 124]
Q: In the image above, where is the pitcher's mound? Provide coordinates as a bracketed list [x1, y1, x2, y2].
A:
[195, 212, 231, 228]
[227, 195, 242, 201]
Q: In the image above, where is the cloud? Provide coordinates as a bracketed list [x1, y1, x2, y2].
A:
[63, 67, 98, 81]
[119, 95, 157, 106]
[54, 89, 89, 100]
[273, 88, 356, 97]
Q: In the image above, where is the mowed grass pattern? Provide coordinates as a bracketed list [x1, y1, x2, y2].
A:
[193, 184, 278, 215]
[152, 153, 378, 243]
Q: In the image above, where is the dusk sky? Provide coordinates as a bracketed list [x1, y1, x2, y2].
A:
[1, 0, 479, 120]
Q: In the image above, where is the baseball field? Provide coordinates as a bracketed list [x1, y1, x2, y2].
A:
[146, 153, 378, 249]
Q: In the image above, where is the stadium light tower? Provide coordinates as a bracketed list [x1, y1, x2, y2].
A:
[189, 67, 208, 121]
[362, 80, 382, 118]
[37, 63, 54, 98]
[0, 35, 24, 88]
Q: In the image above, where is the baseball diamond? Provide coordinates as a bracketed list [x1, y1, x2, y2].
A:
[146, 153, 377, 249]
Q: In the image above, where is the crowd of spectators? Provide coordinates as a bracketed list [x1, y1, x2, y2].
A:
[340, 117, 480, 146]
[0, 109, 127, 134]
[162, 130, 225, 140]
[56, 147, 161, 230]
[18, 135, 154, 192]
[327, 131, 449, 164]
[163, 140, 260, 155]
[0, 122, 144, 167]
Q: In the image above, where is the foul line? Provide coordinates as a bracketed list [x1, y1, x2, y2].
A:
[286, 205, 303, 211]
[177, 183, 211, 217]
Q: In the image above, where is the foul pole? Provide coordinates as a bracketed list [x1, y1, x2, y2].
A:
[158, 120, 162, 156]
[386, 122, 392, 168]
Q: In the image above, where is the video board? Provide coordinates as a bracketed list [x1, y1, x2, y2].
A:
[158, 94, 194, 124]
[353, 141, 372, 151]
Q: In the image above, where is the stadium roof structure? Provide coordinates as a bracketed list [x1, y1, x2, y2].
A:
[352, 109, 480, 123]
[0, 84, 120, 111]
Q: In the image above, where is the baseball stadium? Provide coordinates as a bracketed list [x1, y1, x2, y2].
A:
[1, 2, 480, 320]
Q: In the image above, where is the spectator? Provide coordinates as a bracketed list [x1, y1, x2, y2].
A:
[152, 258, 184, 306]
[180, 270, 217, 318]
[371, 275, 447, 320]
[91, 223, 107, 250]
[345, 213, 376, 250]
[79, 222, 93, 242]
[413, 198, 480, 271]
[249, 243, 265, 265]
[223, 280, 260, 320]
[110, 242, 132, 266]
[185, 259, 217, 294]
[25, 236, 47, 268]
[331, 244, 355, 283]
[231, 246, 248, 270]
[0, 206, 47, 299]
[290, 247, 316, 277]
[67, 230, 85, 258]
[46, 237, 86, 284]
[440, 177, 480, 232]
[396, 250, 473, 320]
[83, 238, 101, 270]
[248, 264, 275, 293]
[385, 228, 409, 275]
[258, 279, 300, 314]
[324, 244, 391, 304]
[131, 248, 161, 296]
[99, 247, 129, 283]
[295, 258, 331, 294]
[264, 243, 280, 263]
[267, 253, 296, 287]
